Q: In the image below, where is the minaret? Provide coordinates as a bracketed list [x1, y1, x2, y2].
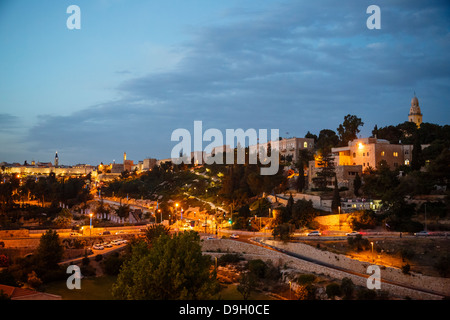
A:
[55, 151, 59, 167]
[408, 93, 423, 128]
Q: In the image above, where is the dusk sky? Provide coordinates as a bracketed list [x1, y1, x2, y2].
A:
[1, 0, 449, 166]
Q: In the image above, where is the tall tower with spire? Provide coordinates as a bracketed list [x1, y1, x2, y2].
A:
[408, 93, 423, 128]
[55, 151, 59, 167]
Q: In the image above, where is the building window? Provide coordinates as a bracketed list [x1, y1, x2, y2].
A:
[367, 152, 369, 156]
[381, 151, 385, 156]
[303, 142, 308, 148]
[405, 150, 409, 155]
[394, 162, 398, 167]
[405, 159, 410, 165]
[363, 153, 365, 156]
[353, 152, 356, 158]
[393, 152, 398, 157]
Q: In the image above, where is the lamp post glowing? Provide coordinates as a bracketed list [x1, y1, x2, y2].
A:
[157, 209, 162, 224]
[338, 206, 341, 230]
[89, 213, 93, 237]
[371, 241, 374, 262]
[289, 281, 292, 300]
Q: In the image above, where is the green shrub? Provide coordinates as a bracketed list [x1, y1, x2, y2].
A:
[296, 274, 316, 285]
[325, 282, 341, 299]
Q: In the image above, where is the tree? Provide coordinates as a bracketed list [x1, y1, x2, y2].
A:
[237, 272, 257, 300]
[312, 151, 335, 190]
[295, 149, 314, 192]
[337, 114, 364, 146]
[290, 199, 317, 229]
[35, 230, 64, 270]
[340, 277, 355, 300]
[411, 137, 424, 171]
[112, 232, 219, 300]
[144, 224, 171, 245]
[316, 129, 339, 154]
[331, 177, 341, 214]
[27, 271, 43, 290]
[115, 204, 131, 219]
[326, 282, 341, 299]
[272, 223, 292, 241]
[304, 131, 317, 143]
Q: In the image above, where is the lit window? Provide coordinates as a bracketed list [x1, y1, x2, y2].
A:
[381, 151, 385, 156]
[393, 152, 398, 157]
[405, 159, 410, 165]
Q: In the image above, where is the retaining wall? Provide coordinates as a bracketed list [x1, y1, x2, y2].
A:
[262, 239, 450, 297]
[201, 239, 442, 300]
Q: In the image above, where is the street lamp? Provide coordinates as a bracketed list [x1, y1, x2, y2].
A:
[157, 209, 162, 224]
[89, 213, 93, 238]
[338, 206, 341, 230]
[289, 281, 292, 300]
[371, 241, 374, 262]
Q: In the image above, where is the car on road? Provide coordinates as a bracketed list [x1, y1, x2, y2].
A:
[92, 244, 104, 250]
[115, 231, 125, 235]
[307, 231, 321, 236]
[100, 231, 111, 235]
[111, 239, 123, 245]
[70, 232, 81, 237]
[414, 230, 430, 237]
[346, 231, 361, 236]
[102, 242, 113, 248]
[230, 234, 239, 239]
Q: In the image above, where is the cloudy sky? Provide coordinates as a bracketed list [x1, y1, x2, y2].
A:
[0, 0, 449, 166]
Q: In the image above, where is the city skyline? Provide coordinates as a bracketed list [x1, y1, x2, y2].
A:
[1, 0, 449, 165]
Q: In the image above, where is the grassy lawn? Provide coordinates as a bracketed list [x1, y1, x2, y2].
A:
[41, 275, 117, 300]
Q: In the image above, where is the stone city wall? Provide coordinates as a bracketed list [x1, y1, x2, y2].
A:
[0, 229, 30, 238]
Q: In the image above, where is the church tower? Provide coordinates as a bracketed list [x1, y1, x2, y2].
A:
[55, 151, 59, 167]
[408, 94, 423, 128]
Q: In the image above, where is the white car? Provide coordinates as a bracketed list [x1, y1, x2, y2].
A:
[111, 239, 123, 245]
[230, 234, 239, 239]
[346, 231, 361, 236]
[102, 242, 113, 248]
[307, 231, 321, 236]
[414, 231, 430, 237]
[92, 244, 104, 250]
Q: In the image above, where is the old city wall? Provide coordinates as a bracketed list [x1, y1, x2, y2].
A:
[201, 239, 442, 300]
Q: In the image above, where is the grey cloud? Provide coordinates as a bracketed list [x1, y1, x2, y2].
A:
[22, 0, 450, 164]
